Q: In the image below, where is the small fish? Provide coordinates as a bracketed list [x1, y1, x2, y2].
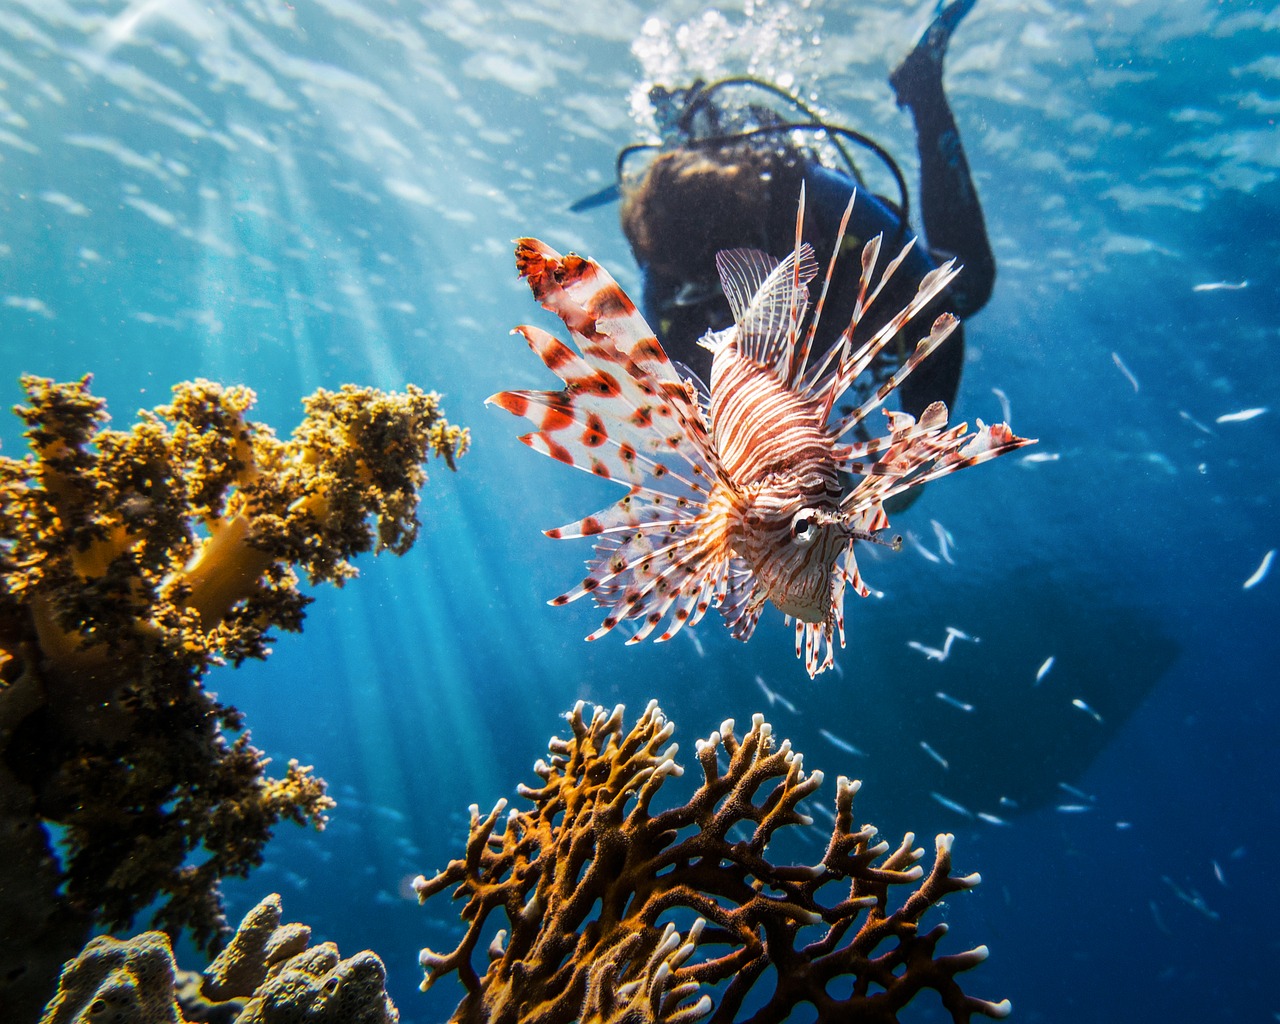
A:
[684, 629, 706, 658]
[930, 518, 956, 565]
[920, 740, 949, 770]
[908, 625, 977, 663]
[1212, 860, 1227, 887]
[1178, 410, 1215, 435]
[1215, 407, 1267, 424]
[1192, 279, 1247, 292]
[977, 811, 1008, 826]
[991, 386, 1012, 423]
[1019, 450, 1059, 464]
[930, 791, 973, 818]
[1161, 876, 1220, 921]
[490, 188, 1033, 676]
[998, 795, 1019, 809]
[1115, 821, 1133, 830]
[908, 639, 946, 660]
[753, 674, 798, 714]
[810, 801, 837, 825]
[1243, 549, 1274, 590]
[1035, 655, 1055, 684]
[1057, 781, 1094, 802]
[935, 691, 974, 712]
[1111, 351, 1140, 393]
[1072, 698, 1105, 724]
[905, 530, 942, 564]
[1056, 804, 1092, 814]
[819, 728, 865, 757]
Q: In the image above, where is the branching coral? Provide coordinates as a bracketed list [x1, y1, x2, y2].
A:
[38, 893, 398, 1024]
[415, 702, 1010, 1024]
[0, 374, 466, 1019]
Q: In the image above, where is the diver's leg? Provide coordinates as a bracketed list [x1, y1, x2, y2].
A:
[889, 0, 995, 318]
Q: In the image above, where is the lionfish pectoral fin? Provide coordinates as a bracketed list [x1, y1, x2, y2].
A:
[717, 558, 766, 641]
[555, 512, 737, 648]
[515, 238, 669, 366]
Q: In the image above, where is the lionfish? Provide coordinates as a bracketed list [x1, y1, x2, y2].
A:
[489, 190, 1033, 677]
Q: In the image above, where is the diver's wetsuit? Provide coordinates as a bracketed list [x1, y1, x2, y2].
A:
[890, 0, 995, 320]
[618, 1, 993, 423]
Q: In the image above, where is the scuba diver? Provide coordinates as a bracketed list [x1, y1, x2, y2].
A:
[572, 0, 993, 427]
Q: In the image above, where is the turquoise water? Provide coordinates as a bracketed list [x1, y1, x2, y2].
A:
[3, 1, 1278, 1020]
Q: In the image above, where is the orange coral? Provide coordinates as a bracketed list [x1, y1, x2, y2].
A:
[0, 374, 465, 1019]
[415, 702, 1010, 1024]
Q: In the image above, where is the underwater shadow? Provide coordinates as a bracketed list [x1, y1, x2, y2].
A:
[801, 558, 1179, 830]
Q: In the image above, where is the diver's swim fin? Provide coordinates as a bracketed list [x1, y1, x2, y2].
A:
[890, 0, 977, 109]
[568, 182, 621, 213]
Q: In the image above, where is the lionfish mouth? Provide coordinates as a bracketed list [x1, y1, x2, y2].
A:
[810, 509, 902, 550]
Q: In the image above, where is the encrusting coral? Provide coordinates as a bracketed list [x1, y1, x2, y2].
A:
[38, 892, 398, 1024]
[0, 374, 466, 1020]
[414, 702, 1011, 1024]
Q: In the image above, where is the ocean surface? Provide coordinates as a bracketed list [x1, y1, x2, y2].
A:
[3, 1, 1278, 1021]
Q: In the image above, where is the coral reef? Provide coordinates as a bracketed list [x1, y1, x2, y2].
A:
[0, 375, 466, 1020]
[415, 702, 1010, 1024]
[38, 893, 398, 1024]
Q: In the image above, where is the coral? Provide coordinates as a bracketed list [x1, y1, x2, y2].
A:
[0, 375, 466, 1020]
[415, 702, 1010, 1024]
[37, 931, 183, 1024]
[234, 946, 398, 1024]
[203, 894, 311, 1002]
[38, 893, 398, 1024]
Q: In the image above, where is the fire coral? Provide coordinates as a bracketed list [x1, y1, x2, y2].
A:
[414, 701, 1010, 1024]
[0, 374, 467, 1019]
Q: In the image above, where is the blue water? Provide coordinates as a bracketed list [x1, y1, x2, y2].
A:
[3, 1, 1278, 1021]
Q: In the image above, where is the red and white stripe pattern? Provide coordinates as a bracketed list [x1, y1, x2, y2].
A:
[489, 189, 1034, 677]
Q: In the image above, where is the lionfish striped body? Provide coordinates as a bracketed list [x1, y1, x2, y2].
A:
[489, 190, 1033, 677]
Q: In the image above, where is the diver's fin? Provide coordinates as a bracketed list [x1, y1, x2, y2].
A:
[568, 182, 621, 213]
[890, 0, 977, 109]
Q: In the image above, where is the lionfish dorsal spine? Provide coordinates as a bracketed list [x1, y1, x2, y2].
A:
[832, 308, 961, 439]
[819, 256, 962, 428]
[791, 188, 858, 387]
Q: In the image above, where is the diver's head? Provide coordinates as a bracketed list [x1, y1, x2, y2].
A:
[621, 147, 776, 277]
[619, 144, 805, 362]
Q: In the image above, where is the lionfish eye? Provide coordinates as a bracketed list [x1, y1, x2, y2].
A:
[790, 509, 818, 545]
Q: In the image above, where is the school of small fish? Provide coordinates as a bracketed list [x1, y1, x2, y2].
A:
[490, 189, 1034, 676]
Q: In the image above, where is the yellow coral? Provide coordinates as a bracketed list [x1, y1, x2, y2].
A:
[39, 894, 399, 1024]
[0, 374, 465, 1021]
[38, 931, 184, 1024]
